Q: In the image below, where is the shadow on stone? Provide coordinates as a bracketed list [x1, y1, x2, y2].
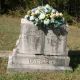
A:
[68, 50, 80, 71]
[53, 27, 68, 36]
[38, 24, 68, 36]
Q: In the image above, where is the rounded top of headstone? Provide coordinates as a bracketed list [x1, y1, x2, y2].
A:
[21, 18, 33, 25]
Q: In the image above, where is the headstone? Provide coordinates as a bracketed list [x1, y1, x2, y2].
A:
[7, 18, 71, 72]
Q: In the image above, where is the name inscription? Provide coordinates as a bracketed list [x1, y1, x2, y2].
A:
[25, 58, 56, 65]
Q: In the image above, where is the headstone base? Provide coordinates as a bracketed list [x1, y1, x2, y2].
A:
[7, 52, 72, 72]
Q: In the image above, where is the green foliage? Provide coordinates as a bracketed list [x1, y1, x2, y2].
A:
[0, 0, 80, 23]
[8, 9, 27, 17]
[63, 12, 74, 24]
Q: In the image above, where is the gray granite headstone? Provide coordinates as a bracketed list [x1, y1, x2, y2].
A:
[7, 18, 71, 72]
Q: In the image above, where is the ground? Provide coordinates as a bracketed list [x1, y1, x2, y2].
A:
[0, 15, 80, 80]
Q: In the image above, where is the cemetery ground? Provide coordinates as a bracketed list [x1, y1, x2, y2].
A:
[0, 15, 80, 80]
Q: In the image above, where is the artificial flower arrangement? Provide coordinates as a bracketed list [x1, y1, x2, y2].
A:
[24, 4, 66, 35]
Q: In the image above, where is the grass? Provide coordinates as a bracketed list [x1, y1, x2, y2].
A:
[0, 15, 20, 50]
[0, 57, 80, 80]
[0, 58, 7, 74]
[0, 15, 80, 80]
[68, 25, 80, 50]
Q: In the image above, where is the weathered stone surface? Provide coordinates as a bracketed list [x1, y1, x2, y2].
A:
[8, 55, 71, 72]
[10, 55, 70, 66]
[44, 30, 68, 55]
[19, 20, 45, 55]
[7, 18, 71, 72]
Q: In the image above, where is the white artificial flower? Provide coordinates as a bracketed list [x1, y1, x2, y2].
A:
[52, 9, 56, 13]
[59, 13, 63, 17]
[44, 8, 49, 13]
[31, 12, 35, 16]
[39, 13, 45, 20]
[50, 13, 56, 18]
[51, 18, 54, 23]
[30, 16, 35, 21]
[35, 10, 40, 14]
[44, 19, 50, 25]
[25, 4, 64, 28]
[35, 18, 39, 22]
[32, 8, 36, 12]
[56, 12, 60, 17]
[24, 15, 29, 19]
[45, 4, 52, 10]
[37, 6, 42, 10]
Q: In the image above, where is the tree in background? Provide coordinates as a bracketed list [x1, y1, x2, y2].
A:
[0, 0, 80, 22]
